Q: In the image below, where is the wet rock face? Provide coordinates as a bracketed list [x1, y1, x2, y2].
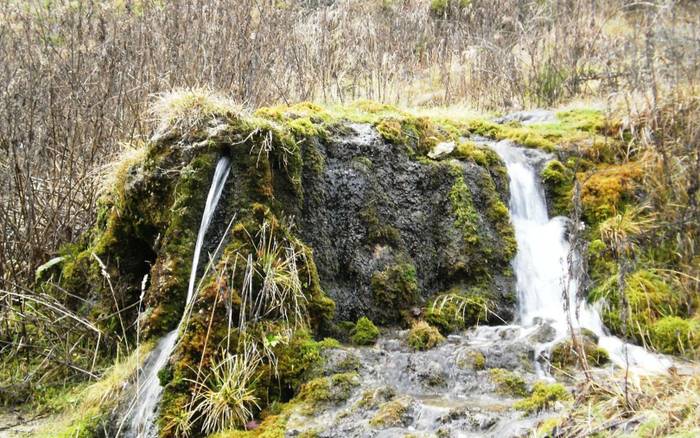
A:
[285, 329, 555, 438]
[294, 124, 515, 323]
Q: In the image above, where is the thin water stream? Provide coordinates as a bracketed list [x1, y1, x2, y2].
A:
[125, 156, 232, 437]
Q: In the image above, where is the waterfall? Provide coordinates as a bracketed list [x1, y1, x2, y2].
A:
[488, 140, 669, 375]
[125, 156, 232, 437]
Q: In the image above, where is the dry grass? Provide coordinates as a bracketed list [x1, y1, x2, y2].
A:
[553, 368, 700, 437]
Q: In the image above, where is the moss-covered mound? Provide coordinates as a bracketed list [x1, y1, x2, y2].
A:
[40, 96, 523, 437]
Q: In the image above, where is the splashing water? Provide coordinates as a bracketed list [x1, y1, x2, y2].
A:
[126, 156, 232, 437]
[488, 140, 669, 375]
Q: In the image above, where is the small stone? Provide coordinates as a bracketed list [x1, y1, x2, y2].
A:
[428, 141, 456, 159]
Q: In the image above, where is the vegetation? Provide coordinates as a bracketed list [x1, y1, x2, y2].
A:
[370, 262, 420, 324]
[489, 368, 528, 398]
[514, 382, 571, 415]
[369, 396, 412, 428]
[1, 0, 699, 436]
[350, 317, 380, 346]
[406, 321, 444, 351]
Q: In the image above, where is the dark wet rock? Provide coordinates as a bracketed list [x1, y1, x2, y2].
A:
[289, 123, 515, 323]
[527, 322, 558, 343]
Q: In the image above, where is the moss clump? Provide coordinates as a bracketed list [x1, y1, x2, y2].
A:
[370, 261, 420, 324]
[457, 350, 486, 371]
[273, 330, 338, 397]
[375, 118, 405, 144]
[580, 161, 643, 223]
[541, 159, 574, 216]
[590, 269, 691, 354]
[297, 372, 360, 412]
[407, 321, 444, 351]
[369, 396, 412, 427]
[489, 368, 528, 397]
[651, 316, 700, 356]
[450, 175, 480, 245]
[451, 140, 499, 167]
[351, 317, 380, 346]
[550, 336, 610, 369]
[359, 204, 401, 246]
[514, 382, 571, 415]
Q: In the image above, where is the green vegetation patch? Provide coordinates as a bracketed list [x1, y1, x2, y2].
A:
[489, 368, 528, 397]
[370, 261, 420, 324]
[351, 317, 380, 346]
[514, 382, 571, 415]
[406, 321, 444, 351]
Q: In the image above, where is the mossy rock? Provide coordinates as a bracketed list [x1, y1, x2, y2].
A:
[514, 382, 571, 415]
[407, 321, 444, 351]
[370, 262, 420, 324]
[297, 372, 360, 413]
[457, 350, 486, 371]
[541, 159, 574, 216]
[489, 368, 528, 397]
[369, 396, 413, 428]
[425, 288, 491, 334]
[550, 335, 610, 369]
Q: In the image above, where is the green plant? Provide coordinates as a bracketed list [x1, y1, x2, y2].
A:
[407, 321, 444, 351]
[186, 349, 261, 434]
[514, 382, 571, 414]
[651, 316, 700, 356]
[351, 317, 380, 345]
[426, 291, 490, 333]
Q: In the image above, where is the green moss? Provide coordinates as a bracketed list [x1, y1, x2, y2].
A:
[407, 321, 444, 351]
[580, 161, 643, 223]
[514, 382, 571, 415]
[541, 159, 574, 216]
[450, 175, 480, 245]
[273, 329, 335, 397]
[590, 269, 688, 353]
[457, 350, 486, 370]
[369, 396, 412, 427]
[550, 336, 610, 369]
[359, 204, 401, 246]
[351, 317, 380, 345]
[489, 368, 528, 397]
[375, 118, 405, 144]
[467, 119, 556, 151]
[297, 372, 360, 412]
[651, 316, 700, 356]
[370, 261, 420, 324]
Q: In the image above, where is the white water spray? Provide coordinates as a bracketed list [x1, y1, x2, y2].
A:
[488, 140, 669, 375]
[126, 156, 232, 437]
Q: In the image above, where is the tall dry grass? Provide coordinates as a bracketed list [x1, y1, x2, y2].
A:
[1, 0, 698, 285]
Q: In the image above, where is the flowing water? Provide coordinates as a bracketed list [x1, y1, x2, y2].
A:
[125, 156, 232, 437]
[488, 139, 670, 374]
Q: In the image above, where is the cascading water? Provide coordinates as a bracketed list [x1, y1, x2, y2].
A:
[487, 139, 670, 375]
[125, 156, 232, 437]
